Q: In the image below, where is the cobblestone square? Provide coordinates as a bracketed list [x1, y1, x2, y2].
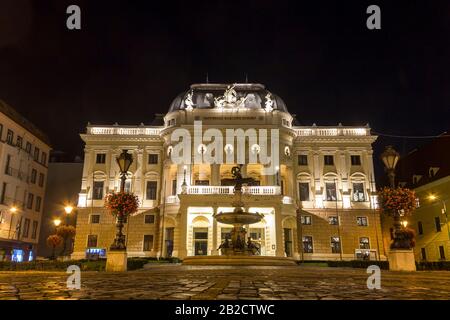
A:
[0, 265, 449, 300]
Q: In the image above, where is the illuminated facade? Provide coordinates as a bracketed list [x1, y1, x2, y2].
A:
[72, 83, 386, 261]
[0, 100, 51, 262]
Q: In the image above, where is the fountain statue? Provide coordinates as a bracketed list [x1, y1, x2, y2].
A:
[214, 165, 264, 256]
[182, 165, 296, 265]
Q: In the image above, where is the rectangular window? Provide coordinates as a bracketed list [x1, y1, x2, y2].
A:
[325, 182, 337, 201]
[148, 154, 158, 164]
[298, 155, 308, 166]
[27, 193, 34, 209]
[357, 216, 368, 226]
[143, 235, 154, 251]
[302, 236, 313, 253]
[96, 153, 106, 164]
[352, 182, 365, 202]
[38, 173, 45, 187]
[4, 154, 11, 175]
[6, 129, 14, 145]
[421, 248, 427, 260]
[298, 182, 310, 201]
[34, 147, 40, 161]
[16, 136, 23, 148]
[329, 216, 339, 225]
[331, 237, 341, 253]
[25, 142, 31, 154]
[359, 237, 370, 249]
[144, 215, 155, 224]
[87, 235, 98, 247]
[324, 155, 334, 166]
[435, 217, 442, 232]
[418, 221, 423, 235]
[146, 181, 157, 200]
[22, 219, 30, 238]
[439, 245, 446, 260]
[35, 196, 42, 212]
[31, 169, 37, 184]
[90, 214, 100, 224]
[1, 182, 6, 204]
[31, 221, 38, 239]
[351, 155, 361, 166]
[172, 179, 177, 196]
[41, 152, 47, 165]
[195, 180, 209, 186]
[93, 181, 104, 200]
[301, 215, 312, 225]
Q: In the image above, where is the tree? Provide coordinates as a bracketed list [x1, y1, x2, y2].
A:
[56, 225, 76, 256]
[47, 235, 63, 260]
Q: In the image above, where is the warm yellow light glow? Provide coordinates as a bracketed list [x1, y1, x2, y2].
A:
[53, 218, 62, 227]
[10, 206, 17, 213]
[428, 194, 437, 201]
[401, 220, 408, 228]
[64, 205, 74, 214]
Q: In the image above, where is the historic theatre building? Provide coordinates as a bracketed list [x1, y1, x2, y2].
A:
[72, 83, 386, 261]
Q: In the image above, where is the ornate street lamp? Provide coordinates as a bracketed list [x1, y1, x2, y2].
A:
[380, 145, 403, 248]
[53, 218, 61, 233]
[110, 150, 133, 250]
[64, 205, 74, 215]
[116, 150, 133, 192]
[64, 204, 74, 225]
[380, 145, 400, 188]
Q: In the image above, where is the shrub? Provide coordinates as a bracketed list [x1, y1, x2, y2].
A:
[416, 261, 450, 271]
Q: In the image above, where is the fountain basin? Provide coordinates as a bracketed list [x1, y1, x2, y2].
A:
[214, 210, 264, 225]
[182, 255, 297, 266]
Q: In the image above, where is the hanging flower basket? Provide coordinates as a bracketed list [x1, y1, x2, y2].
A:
[104, 192, 139, 217]
[377, 187, 416, 216]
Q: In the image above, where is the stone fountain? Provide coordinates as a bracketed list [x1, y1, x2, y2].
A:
[214, 166, 264, 256]
[183, 166, 296, 266]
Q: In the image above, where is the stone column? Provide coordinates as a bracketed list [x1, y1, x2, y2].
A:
[274, 204, 284, 257]
[211, 206, 218, 255]
[210, 164, 221, 186]
[135, 149, 144, 197]
[178, 201, 188, 259]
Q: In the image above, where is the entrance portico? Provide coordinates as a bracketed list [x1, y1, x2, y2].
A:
[176, 192, 294, 260]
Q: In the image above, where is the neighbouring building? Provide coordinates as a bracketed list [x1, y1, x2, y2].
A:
[0, 100, 51, 262]
[393, 132, 450, 262]
[37, 152, 83, 258]
[72, 83, 385, 261]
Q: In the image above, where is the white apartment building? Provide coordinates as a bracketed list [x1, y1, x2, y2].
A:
[0, 100, 51, 262]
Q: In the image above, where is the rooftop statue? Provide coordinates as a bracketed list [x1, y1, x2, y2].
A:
[264, 92, 274, 112]
[184, 90, 194, 111]
[214, 84, 247, 109]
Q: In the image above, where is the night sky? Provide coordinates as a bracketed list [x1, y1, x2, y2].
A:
[0, 0, 449, 178]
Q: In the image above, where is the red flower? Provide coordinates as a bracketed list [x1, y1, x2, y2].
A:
[104, 192, 139, 217]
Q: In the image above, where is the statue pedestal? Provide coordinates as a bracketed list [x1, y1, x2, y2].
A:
[106, 250, 127, 272]
[388, 249, 416, 272]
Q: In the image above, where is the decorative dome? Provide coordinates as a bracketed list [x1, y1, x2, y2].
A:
[168, 83, 288, 113]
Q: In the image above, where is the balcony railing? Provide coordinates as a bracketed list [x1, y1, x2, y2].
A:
[295, 127, 369, 137]
[88, 126, 161, 136]
[185, 185, 281, 195]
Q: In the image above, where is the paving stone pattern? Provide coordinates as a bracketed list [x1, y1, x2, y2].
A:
[0, 265, 449, 300]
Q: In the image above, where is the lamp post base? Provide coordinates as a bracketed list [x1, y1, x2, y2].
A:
[388, 249, 416, 272]
[106, 250, 128, 272]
